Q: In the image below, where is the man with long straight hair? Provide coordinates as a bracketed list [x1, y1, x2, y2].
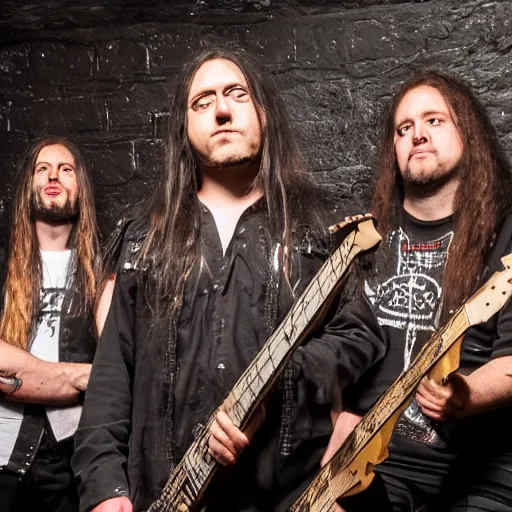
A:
[0, 137, 101, 511]
[337, 70, 512, 511]
[72, 48, 388, 512]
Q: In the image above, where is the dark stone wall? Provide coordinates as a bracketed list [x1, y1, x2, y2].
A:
[0, 0, 511, 255]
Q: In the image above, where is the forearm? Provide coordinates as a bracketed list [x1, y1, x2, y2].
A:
[460, 355, 512, 416]
[321, 410, 362, 467]
[0, 338, 90, 404]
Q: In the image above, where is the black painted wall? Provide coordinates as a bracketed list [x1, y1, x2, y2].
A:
[0, 0, 511, 258]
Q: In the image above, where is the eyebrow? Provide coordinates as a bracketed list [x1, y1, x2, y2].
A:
[35, 161, 75, 167]
[395, 110, 448, 127]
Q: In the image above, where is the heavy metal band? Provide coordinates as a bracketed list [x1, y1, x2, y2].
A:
[1, 47, 512, 512]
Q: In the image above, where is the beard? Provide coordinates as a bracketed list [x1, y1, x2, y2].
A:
[402, 162, 459, 196]
[204, 153, 256, 169]
[31, 188, 79, 223]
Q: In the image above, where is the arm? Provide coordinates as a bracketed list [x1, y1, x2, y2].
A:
[208, 292, 386, 465]
[417, 355, 512, 420]
[0, 338, 90, 404]
[72, 271, 135, 512]
[321, 410, 362, 467]
[296, 293, 387, 410]
[417, 256, 512, 421]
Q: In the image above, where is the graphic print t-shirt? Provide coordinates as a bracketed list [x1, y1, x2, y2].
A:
[31, 250, 83, 442]
[0, 249, 71, 466]
[365, 212, 454, 445]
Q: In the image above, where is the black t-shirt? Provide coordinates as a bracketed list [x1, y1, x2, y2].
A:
[346, 209, 512, 494]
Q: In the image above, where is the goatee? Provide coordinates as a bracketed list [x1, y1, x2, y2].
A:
[402, 165, 458, 197]
[32, 190, 78, 223]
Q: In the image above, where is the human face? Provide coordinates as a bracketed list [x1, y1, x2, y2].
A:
[394, 85, 464, 188]
[186, 58, 264, 170]
[32, 144, 79, 219]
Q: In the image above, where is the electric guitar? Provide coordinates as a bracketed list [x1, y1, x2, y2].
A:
[290, 254, 512, 511]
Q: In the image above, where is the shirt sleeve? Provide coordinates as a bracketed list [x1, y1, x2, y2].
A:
[72, 271, 136, 512]
[461, 212, 512, 367]
[295, 291, 387, 412]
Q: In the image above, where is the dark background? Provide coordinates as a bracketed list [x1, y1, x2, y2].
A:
[0, 0, 511, 259]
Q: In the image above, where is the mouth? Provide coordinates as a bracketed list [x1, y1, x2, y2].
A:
[409, 150, 433, 160]
[44, 186, 62, 197]
[212, 129, 238, 137]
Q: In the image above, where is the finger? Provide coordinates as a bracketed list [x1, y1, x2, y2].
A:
[216, 409, 249, 452]
[421, 408, 444, 421]
[416, 393, 444, 413]
[208, 436, 236, 466]
[416, 386, 448, 408]
[421, 378, 453, 400]
[209, 420, 239, 460]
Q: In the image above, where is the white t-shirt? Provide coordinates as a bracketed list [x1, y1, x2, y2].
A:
[0, 250, 77, 466]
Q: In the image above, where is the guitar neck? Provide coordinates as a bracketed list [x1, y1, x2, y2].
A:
[225, 228, 365, 428]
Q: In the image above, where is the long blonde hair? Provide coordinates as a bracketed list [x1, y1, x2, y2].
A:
[0, 137, 100, 349]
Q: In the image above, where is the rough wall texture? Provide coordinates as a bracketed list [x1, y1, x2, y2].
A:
[0, 0, 511, 259]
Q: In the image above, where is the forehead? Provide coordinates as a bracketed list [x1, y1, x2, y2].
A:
[394, 85, 452, 123]
[36, 144, 75, 165]
[188, 58, 249, 100]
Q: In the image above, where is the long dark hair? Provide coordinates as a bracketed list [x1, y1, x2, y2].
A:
[0, 137, 100, 349]
[372, 70, 512, 314]
[140, 48, 325, 318]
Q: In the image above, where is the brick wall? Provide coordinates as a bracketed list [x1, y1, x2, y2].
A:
[0, 0, 511, 260]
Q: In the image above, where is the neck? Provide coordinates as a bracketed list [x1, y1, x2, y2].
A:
[35, 219, 73, 251]
[403, 178, 459, 221]
[197, 161, 262, 210]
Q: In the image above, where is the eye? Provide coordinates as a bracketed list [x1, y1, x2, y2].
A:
[229, 87, 249, 102]
[62, 167, 74, 173]
[36, 165, 47, 173]
[427, 118, 441, 126]
[193, 96, 214, 111]
[396, 123, 411, 136]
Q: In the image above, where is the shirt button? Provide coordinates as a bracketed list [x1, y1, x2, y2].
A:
[217, 363, 225, 370]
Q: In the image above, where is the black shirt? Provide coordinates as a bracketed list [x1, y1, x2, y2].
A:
[349, 209, 512, 500]
[72, 202, 386, 512]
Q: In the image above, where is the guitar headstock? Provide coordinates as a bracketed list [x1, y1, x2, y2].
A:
[464, 253, 512, 325]
[329, 213, 382, 252]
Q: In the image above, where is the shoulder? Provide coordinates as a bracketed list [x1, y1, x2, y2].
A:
[103, 217, 149, 274]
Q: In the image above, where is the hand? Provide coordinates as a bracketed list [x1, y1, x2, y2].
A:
[416, 373, 469, 421]
[208, 404, 265, 466]
[71, 363, 92, 392]
[91, 497, 133, 512]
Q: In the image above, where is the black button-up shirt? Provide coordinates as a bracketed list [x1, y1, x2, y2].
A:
[73, 202, 386, 512]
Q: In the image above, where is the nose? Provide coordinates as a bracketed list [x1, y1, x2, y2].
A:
[48, 166, 58, 182]
[215, 93, 231, 123]
[412, 123, 428, 145]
